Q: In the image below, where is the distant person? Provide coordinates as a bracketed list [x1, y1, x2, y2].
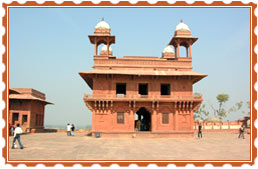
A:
[136, 120, 140, 131]
[198, 123, 202, 138]
[11, 124, 23, 149]
[71, 124, 75, 136]
[9, 123, 14, 136]
[238, 124, 245, 139]
[10, 125, 15, 136]
[67, 123, 71, 136]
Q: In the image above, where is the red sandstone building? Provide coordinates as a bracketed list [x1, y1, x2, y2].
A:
[80, 19, 207, 138]
[9, 88, 52, 133]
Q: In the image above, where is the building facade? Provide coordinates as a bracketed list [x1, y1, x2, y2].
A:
[80, 19, 207, 138]
[9, 88, 52, 133]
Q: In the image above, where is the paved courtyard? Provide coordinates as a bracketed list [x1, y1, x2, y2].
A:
[8, 132, 250, 161]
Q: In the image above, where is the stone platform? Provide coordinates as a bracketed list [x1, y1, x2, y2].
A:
[8, 132, 250, 161]
[92, 131, 194, 138]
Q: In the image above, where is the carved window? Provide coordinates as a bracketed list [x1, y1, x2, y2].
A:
[117, 112, 124, 124]
[161, 84, 170, 95]
[162, 112, 169, 124]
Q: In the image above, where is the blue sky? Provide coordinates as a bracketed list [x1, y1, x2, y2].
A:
[9, 8, 250, 127]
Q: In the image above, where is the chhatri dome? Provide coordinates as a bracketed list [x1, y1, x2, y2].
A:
[162, 46, 174, 53]
[95, 18, 110, 29]
[175, 20, 190, 31]
[101, 45, 112, 52]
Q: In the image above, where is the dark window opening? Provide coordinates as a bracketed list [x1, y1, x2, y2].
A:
[116, 83, 126, 95]
[117, 112, 124, 124]
[161, 84, 170, 95]
[138, 84, 148, 95]
[162, 112, 169, 124]
[22, 115, 27, 125]
[12, 113, 19, 125]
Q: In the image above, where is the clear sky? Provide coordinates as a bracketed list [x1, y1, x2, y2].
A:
[9, 7, 250, 127]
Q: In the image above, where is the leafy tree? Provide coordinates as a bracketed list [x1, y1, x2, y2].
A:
[229, 101, 250, 116]
[229, 101, 243, 113]
[209, 94, 229, 120]
[194, 104, 209, 120]
[193, 93, 209, 120]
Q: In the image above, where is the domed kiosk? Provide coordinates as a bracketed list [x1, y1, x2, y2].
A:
[94, 18, 111, 35]
[169, 20, 198, 58]
[162, 45, 175, 59]
[88, 18, 115, 57]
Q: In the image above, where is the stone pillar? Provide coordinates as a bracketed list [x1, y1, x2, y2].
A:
[177, 43, 180, 58]
[189, 44, 192, 58]
[152, 109, 157, 132]
[107, 43, 110, 56]
[175, 46, 177, 58]
[186, 47, 189, 58]
[94, 37, 98, 56]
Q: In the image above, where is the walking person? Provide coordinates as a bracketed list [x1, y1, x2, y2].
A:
[238, 124, 245, 139]
[198, 122, 202, 138]
[71, 124, 75, 136]
[11, 124, 24, 149]
[67, 123, 71, 136]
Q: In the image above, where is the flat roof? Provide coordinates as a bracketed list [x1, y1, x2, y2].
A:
[9, 88, 53, 104]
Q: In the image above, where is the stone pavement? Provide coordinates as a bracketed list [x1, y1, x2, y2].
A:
[8, 132, 250, 161]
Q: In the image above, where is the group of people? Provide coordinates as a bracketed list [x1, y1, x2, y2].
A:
[66, 123, 75, 136]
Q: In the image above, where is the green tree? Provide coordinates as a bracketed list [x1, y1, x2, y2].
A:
[193, 93, 209, 120]
[229, 101, 250, 116]
[210, 94, 229, 120]
[229, 101, 243, 113]
[194, 104, 209, 120]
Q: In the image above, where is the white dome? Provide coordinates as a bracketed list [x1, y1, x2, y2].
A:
[95, 19, 110, 29]
[101, 45, 112, 52]
[175, 20, 190, 31]
[162, 46, 174, 53]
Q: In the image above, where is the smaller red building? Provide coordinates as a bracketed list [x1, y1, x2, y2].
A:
[9, 88, 52, 133]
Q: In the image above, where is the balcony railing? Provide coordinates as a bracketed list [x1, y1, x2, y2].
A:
[84, 94, 202, 102]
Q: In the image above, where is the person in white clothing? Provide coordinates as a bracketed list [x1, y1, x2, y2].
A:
[11, 124, 23, 149]
[67, 123, 72, 136]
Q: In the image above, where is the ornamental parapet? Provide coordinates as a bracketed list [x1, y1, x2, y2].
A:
[84, 94, 202, 102]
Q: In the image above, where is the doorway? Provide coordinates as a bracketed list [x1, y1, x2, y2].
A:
[12, 112, 19, 125]
[135, 107, 151, 131]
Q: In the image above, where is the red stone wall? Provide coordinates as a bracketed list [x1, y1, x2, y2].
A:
[94, 57, 192, 71]
[9, 100, 31, 132]
[9, 100, 45, 132]
[92, 75, 193, 97]
[30, 101, 45, 129]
